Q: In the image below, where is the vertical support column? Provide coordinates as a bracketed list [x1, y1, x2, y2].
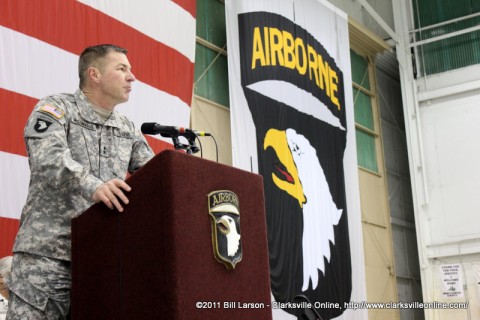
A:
[391, 0, 432, 319]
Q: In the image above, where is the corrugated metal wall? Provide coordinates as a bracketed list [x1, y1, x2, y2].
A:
[412, 0, 480, 76]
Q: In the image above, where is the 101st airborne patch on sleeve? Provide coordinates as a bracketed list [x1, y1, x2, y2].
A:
[39, 104, 65, 119]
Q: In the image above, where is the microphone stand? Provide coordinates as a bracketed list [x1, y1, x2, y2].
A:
[170, 132, 199, 154]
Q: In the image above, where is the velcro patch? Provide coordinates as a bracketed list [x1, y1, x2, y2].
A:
[39, 104, 65, 119]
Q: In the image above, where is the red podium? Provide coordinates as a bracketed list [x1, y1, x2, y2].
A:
[71, 150, 272, 320]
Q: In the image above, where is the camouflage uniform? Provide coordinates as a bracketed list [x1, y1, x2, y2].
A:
[5, 89, 154, 319]
[6, 254, 70, 319]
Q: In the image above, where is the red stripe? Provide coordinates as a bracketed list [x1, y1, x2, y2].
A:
[0, 88, 35, 157]
[172, 0, 196, 18]
[0, 217, 19, 257]
[0, 0, 194, 106]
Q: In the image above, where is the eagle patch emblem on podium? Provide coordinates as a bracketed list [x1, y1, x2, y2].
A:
[208, 190, 242, 269]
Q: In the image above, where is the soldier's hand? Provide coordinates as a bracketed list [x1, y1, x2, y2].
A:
[0, 275, 8, 300]
[92, 179, 132, 212]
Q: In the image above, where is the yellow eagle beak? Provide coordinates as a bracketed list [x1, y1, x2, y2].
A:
[264, 129, 306, 208]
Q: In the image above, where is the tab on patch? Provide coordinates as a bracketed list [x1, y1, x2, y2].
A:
[39, 104, 64, 119]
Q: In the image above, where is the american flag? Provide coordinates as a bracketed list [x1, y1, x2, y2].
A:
[0, 0, 196, 257]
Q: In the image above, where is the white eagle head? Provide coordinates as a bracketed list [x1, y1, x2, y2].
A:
[264, 128, 343, 291]
[217, 215, 241, 257]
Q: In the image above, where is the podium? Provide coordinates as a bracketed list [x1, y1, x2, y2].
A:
[71, 150, 272, 320]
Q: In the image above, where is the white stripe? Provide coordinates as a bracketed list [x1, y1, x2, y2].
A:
[0, 26, 191, 135]
[77, 0, 196, 62]
[0, 152, 29, 220]
[248, 80, 346, 130]
[0, 26, 79, 99]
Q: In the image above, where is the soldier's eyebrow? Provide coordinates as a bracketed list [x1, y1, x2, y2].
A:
[117, 63, 132, 71]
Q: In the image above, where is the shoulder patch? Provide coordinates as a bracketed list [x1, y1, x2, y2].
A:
[39, 104, 65, 119]
[34, 118, 53, 133]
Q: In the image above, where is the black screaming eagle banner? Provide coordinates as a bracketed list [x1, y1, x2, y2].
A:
[226, 1, 366, 319]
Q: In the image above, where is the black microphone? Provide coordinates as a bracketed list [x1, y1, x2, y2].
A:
[141, 123, 181, 137]
[141, 122, 211, 137]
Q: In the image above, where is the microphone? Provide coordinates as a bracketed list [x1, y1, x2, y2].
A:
[141, 122, 211, 137]
[141, 123, 179, 137]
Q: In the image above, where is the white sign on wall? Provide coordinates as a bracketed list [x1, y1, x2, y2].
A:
[439, 264, 464, 299]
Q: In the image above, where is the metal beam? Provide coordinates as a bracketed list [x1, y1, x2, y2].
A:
[410, 25, 480, 48]
[354, 0, 399, 43]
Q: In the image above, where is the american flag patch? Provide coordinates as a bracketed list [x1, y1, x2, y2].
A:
[39, 104, 65, 119]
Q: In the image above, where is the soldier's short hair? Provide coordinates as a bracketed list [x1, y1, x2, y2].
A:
[78, 44, 128, 89]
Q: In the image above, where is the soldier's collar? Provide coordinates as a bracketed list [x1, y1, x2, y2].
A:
[75, 89, 120, 127]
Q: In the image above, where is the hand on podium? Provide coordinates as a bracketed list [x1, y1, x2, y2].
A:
[92, 179, 132, 212]
[0, 256, 12, 300]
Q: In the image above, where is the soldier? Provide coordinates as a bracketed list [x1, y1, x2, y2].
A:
[5, 44, 154, 320]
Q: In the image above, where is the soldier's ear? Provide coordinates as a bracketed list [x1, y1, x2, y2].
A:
[87, 67, 101, 83]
